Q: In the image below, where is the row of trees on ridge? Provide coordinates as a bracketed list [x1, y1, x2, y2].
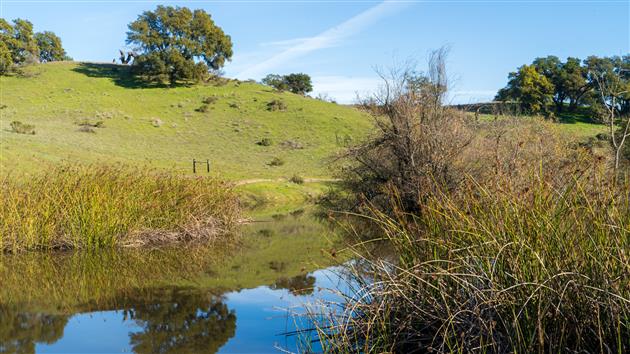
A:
[0, 18, 70, 74]
[496, 55, 629, 118]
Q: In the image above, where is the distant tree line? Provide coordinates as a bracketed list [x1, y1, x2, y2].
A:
[261, 73, 313, 95]
[496, 55, 629, 118]
[0, 18, 70, 75]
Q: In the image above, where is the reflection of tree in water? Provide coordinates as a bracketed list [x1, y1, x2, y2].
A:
[271, 274, 316, 296]
[0, 305, 68, 354]
[122, 288, 236, 354]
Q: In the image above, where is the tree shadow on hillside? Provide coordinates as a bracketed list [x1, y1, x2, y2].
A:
[72, 63, 169, 89]
[557, 110, 601, 125]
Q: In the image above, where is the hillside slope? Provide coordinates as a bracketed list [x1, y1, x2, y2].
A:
[0, 62, 372, 180]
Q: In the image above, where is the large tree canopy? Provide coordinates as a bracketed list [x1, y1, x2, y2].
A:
[585, 55, 630, 116]
[0, 18, 38, 69]
[34, 31, 68, 62]
[9, 19, 38, 65]
[283, 73, 313, 95]
[496, 64, 554, 114]
[532, 56, 566, 111]
[0, 18, 68, 74]
[126, 6, 233, 85]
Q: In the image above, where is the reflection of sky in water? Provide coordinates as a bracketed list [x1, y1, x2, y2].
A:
[36, 267, 351, 354]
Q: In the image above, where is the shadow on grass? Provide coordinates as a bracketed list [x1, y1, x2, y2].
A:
[72, 62, 172, 89]
[556, 107, 600, 125]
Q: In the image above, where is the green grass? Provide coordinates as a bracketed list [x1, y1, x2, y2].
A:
[0, 165, 240, 252]
[0, 62, 372, 180]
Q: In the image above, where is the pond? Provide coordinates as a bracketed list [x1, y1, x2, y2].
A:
[0, 212, 351, 353]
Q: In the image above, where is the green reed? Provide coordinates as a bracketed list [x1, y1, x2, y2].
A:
[0, 165, 241, 252]
[317, 175, 630, 353]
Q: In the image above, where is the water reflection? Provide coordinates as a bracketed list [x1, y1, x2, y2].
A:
[0, 306, 68, 354]
[0, 212, 345, 353]
[0, 272, 334, 354]
[271, 274, 316, 296]
[123, 288, 236, 354]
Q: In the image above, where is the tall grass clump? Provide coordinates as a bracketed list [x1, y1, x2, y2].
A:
[317, 176, 629, 353]
[0, 165, 240, 252]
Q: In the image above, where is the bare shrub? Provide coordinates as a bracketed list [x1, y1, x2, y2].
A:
[281, 140, 304, 150]
[151, 118, 163, 127]
[289, 174, 304, 184]
[335, 49, 472, 212]
[76, 119, 105, 128]
[257, 137, 272, 146]
[195, 104, 210, 113]
[77, 126, 96, 133]
[95, 111, 115, 120]
[9, 121, 36, 135]
[202, 96, 218, 104]
[590, 64, 630, 171]
[266, 99, 287, 111]
[268, 157, 285, 166]
[464, 116, 608, 197]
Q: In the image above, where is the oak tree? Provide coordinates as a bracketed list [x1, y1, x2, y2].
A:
[34, 31, 68, 62]
[496, 64, 554, 114]
[126, 6, 233, 85]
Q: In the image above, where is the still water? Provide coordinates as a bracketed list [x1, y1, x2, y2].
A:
[0, 212, 351, 353]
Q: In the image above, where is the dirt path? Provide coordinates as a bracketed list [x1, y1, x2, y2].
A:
[233, 177, 340, 186]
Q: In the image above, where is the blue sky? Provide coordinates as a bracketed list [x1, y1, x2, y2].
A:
[2, 0, 628, 103]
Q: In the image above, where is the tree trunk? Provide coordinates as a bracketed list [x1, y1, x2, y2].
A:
[568, 98, 578, 112]
[554, 95, 566, 113]
[556, 101, 563, 113]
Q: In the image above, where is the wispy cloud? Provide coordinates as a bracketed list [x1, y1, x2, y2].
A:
[449, 90, 497, 104]
[259, 37, 315, 48]
[235, 0, 409, 79]
[311, 75, 382, 104]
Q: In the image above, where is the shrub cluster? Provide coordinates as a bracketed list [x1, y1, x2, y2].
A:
[202, 96, 218, 104]
[257, 137, 272, 146]
[268, 157, 285, 166]
[266, 99, 287, 111]
[195, 104, 210, 113]
[289, 174, 304, 184]
[9, 121, 35, 135]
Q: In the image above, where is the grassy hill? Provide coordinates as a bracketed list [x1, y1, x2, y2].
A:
[0, 62, 372, 180]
